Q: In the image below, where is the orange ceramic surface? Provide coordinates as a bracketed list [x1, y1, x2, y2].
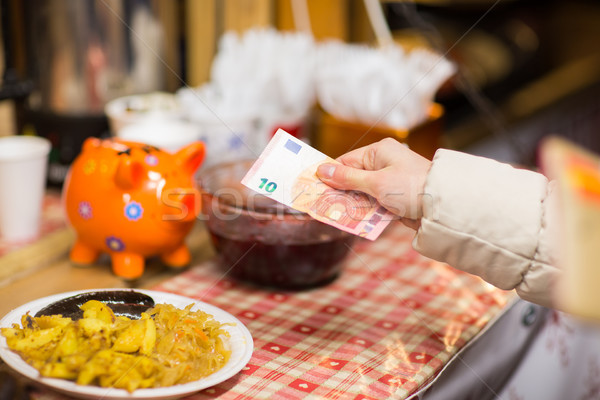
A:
[62, 138, 205, 279]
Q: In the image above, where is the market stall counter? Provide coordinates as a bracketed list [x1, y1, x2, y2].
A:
[0, 191, 516, 399]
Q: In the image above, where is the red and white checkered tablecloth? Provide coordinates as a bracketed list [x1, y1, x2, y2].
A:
[0, 190, 66, 257]
[152, 221, 515, 399]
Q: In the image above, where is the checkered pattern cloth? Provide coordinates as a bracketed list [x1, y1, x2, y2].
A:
[0, 191, 66, 257]
[152, 221, 514, 399]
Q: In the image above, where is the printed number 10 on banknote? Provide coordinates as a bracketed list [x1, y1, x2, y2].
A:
[241, 129, 394, 240]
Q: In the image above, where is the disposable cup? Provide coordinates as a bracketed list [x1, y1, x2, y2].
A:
[0, 136, 51, 242]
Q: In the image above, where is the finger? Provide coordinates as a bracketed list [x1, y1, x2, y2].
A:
[336, 138, 401, 170]
[335, 147, 370, 169]
[316, 163, 376, 196]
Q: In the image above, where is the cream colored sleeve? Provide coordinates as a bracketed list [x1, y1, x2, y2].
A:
[413, 149, 560, 308]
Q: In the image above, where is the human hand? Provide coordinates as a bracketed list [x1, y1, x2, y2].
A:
[316, 138, 431, 230]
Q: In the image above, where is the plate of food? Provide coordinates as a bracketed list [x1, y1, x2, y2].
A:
[0, 289, 254, 400]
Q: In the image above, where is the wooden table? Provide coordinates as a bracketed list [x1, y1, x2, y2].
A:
[0, 191, 216, 318]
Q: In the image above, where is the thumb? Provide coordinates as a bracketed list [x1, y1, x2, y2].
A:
[316, 163, 375, 195]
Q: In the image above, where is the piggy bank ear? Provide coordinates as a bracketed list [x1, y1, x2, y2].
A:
[82, 137, 102, 152]
[175, 141, 205, 174]
[115, 157, 145, 190]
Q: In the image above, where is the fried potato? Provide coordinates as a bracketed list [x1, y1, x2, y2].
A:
[112, 316, 156, 354]
[80, 300, 116, 324]
[12, 326, 65, 352]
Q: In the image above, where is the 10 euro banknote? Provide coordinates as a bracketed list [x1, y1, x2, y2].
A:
[241, 129, 394, 240]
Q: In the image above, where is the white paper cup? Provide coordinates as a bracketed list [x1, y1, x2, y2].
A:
[0, 136, 51, 242]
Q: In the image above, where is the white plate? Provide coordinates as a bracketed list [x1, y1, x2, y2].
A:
[0, 289, 254, 400]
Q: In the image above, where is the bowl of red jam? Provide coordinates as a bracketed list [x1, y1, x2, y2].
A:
[197, 160, 355, 290]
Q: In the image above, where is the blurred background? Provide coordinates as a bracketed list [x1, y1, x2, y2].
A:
[0, 0, 599, 186]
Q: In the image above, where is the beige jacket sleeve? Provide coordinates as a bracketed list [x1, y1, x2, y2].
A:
[413, 149, 561, 308]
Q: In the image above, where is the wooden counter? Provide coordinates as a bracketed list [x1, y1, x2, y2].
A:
[0, 220, 215, 318]
[0, 192, 516, 399]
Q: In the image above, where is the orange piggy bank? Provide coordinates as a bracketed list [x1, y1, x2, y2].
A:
[63, 138, 205, 279]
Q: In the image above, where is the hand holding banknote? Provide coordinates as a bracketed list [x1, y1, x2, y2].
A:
[316, 138, 432, 230]
[242, 130, 396, 240]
